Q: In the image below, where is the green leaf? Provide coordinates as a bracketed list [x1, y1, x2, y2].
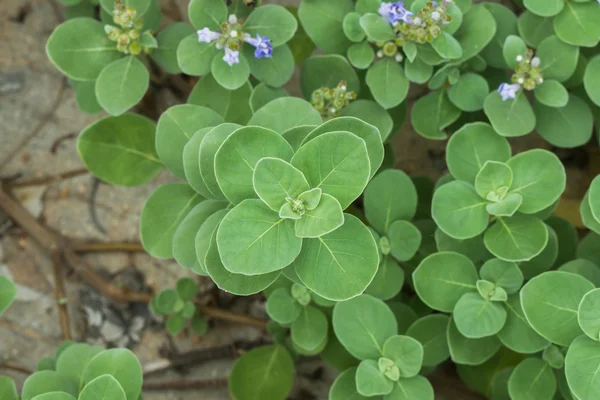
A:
[79, 375, 126, 400]
[291, 131, 370, 209]
[507, 149, 566, 214]
[364, 169, 417, 234]
[215, 126, 294, 204]
[388, 302, 419, 335]
[56, 343, 103, 392]
[70, 79, 102, 114]
[22, 371, 76, 400]
[191, 314, 208, 335]
[453, 4, 497, 62]
[150, 23, 194, 74]
[432, 181, 488, 240]
[517, 11, 554, 48]
[534, 79, 569, 108]
[329, 367, 370, 400]
[584, 56, 600, 107]
[82, 349, 142, 400]
[31, 393, 76, 400]
[483, 91, 536, 137]
[589, 176, 600, 224]
[249, 83, 289, 113]
[182, 128, 215, 198]
[217, 199, 301, 275]
[434, 229, 490, 264]
[95, 56, 148, 116]
[180, 301, 196, 318]
[447, 317, 501, 366]
[302, 116, 384, 179]
[383, 335, 424, 379]
[486, 194, 522, 217]
[413, 251, 478, 313]
[404, 57, 434, 84]
[548, 216, 578, 266]
[188, 74, 253, 124]
[343, 12, 366, 42]
[211, 51, 250, 90]
[356, 359, 394, 396]
[253, 157, 309, 211]
[411, 91, 461, 140]
[332, 294, 397, 360]
[521, 271, 594, 346]
[266, 287, 302, 325]
[340, 100, 394, 141]
[188, 0, 226, 30]
[36, 357, 56, 371]
[480, 259, 523, 294]
[565, 335, 600, 400]
[365, 256, 405, 300]
[484, 216, 548, 262]
[295, 194, 344, 238]
[481, 3, 518, 69]
[248, 97, 322, 133]
[156, 104, 224, 180]
[559, 259, 600, 288]
[205, 232, 282, 295]
[388, 220, 422, 262]
[176, 277, 197, 300]
[243, 5, 298, 47]
[453, 292, 507, 338]
[359, 13, 395, 41]
[447, 73, 489, 112]
[0, 276, 16, 315]
[535, 94, 593, 148]
[502, 35, 527, 68]
[406, 315, 450, 368]
[431, 31, 463, 60]
[297, 0, 353, 54]
[554, 2, 600, 48]
[366, 59, 409, 109]
[498, 294, 549, 354]
[229, 345, 294, 400]
[194, 209, 228, 275]
[386, 376, 434, 400]
[508, 358, 556, 400]
[140, 183, 203, 259]
[244, 44, 294, 87]
[536, 35, 579, 82]
[293, 214, 379, 301]
[176, 34, 218, 76]
[474, 161, 512, 200]
[291, 306, 329, 352]
[46, 18, 121, 81]
[524, 0, 563, 17]
[578, 288, 600, 341]
[578, 233, 600, 267]
[199, 123, 242, 199]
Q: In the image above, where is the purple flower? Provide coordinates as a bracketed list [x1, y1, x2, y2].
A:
[223, 48, 240, 66]
[244, 34, 273, 58]
[379, 1, 414, 24]
[497, 83, 521, 101]
[197, 27, 221, 43]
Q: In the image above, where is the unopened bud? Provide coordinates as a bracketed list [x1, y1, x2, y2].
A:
[129, 42, 142, 55]
[531, 57, 540, 67]
[516, 55, 523, 62]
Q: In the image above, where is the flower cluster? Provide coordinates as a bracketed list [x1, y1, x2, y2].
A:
[310, 81, 357, 119]
[105, 0, 153, 55]
[396, 0, 452, 45]
[498, 49, 543, 101]
[197, 14, 273, 67]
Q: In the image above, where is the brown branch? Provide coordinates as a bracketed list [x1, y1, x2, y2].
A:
[7, 168, 89, 188]
[51, 249, 71, 340]
[0, 363, 33, 375]
[142, 377, 228, 391]
[72, 241, 145, 253]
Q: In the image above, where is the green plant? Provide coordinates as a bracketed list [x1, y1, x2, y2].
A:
[13, 0, 600, 398]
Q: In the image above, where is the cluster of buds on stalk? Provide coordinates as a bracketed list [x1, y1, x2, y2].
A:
[310, 81, 357, 120]
[105, 0, 155, 55]
[498, 49, 543, 101]
[396, 0, 453, 45]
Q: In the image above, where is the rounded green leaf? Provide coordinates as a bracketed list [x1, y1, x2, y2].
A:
[291, 306, 329, 352]
[229, 345, 294, 400]
[535, 94, 593, 148]
[82, 349, 142, 400]
[432, 180, 488, 240]
[205, 232, 281, 295]
[183, 127, 215, 198]
[507, 149, 566, 214]
[406, 315, 450, 368]
[536, 35, 579, 82]
[244, 44, 294, 87]
[431, 31, 463, 60]
[300, 55, 360, 99]
[56, 343, 103, 391]
[521, 271, 594, 346]
[188, 0, 226, 30]
[22, 371, 76, 400]
[447, 73, 489, 112]
[329, 367, 370, 400]
[474, 161, 512, 200]
[553, 2, 600, 48]
[480, 259, 523, 294]
[343, 12, 366, 42]
[340, 100, 393, 141]
[188, 74, 253, 124]
[524, 0, 563, 17]
[266, 288, 302, 325]
[498, 295, 550, 353]
[503, 35, 527, 68]
[295, 193, 344, 238]
[411, 90, 461, 140]
[359, 13, 395, 41]
[454, 292, 507, 338]
[71, 79, 102, 114]
[446, 122, 512, 184]
[31, 393, 75, 400]
[166, 313, 186, 335]
[156, 104, 224, 180]
[365, 256, 405, 301]
[77, 114, 161, 187]
[405, 57, 434, 84]
[176, 34, 218, 76]
[332, 294, 397, 360]
[211, 51, 250, 90]
[434, 229, 490, 264]
[150, 22, 194, 74]
[481, 3, 518, 69]
[584, 56, 600, 107]
[298, 0, 353, 54]
[199, 123, 242, 199]
[589, 176, 600, 224]
[291, 131, 370, 209]
[215, 126, 294, 204]
[46, 18, 121, 81]
[217, 199, 301, 275]
[387, 375, 434, 400]
[366, 59, 409, 109]
[534, 79, 569, 108]
[356, 359, 394, 396]
[383, 335, 424, 378]
[0, 276, 16, 315]
[79, 375, 126, 400]
[243, 5, 297, 47]
[194, 209, 228, 275]
[578, 288, 600, 341]
[484, 91, 536, 137]
[388, 220, 422, 262]
[453, 4, 497, 62]
[294, 214, 379, 301]
[565, 335, 600, 400]
[559, 259, 600, 288]
[95, 56, 148, 116]
[140, 183, 203, 259]
[447, 317, 501, 366]
[248, 97, 322, 133]
[249, 83, 289, 114]
[348, 42, 374, 69]
[578, 233, 600, 267]
[517, 11, 554, 48]
[413, 251, 478, 313]
[364, 169, 417, 234]
[253, 157, 309, 211]
[484, 216, 548, 262]
[508, 358, 556, 400]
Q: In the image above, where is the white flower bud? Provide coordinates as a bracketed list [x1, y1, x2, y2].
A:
[377, 50, 384, 58]
[537, 78, 544, 84]
[228, 14, 238, 24]
[432, 11, 441, 21]
[230, 30, 238, 38]
[516, 55, 523, 62]
[531, 57, 541, 67]
[329, 107, 337, 114]
[518, 78, 524, 84]
[395, 53, 403, 62]
[413, 17, 422, 25]
[340, 85, 347, 91]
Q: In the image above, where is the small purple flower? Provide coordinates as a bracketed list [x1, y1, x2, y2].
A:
[197, 27, 221, 43]
[244, 34, 273, 58]
[497, 83, 521, 101]
[379, 2, 414, 24]
[223, 48, 240, 66]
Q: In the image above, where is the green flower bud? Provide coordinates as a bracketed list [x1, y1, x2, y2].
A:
[129, 41, 142, 55]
